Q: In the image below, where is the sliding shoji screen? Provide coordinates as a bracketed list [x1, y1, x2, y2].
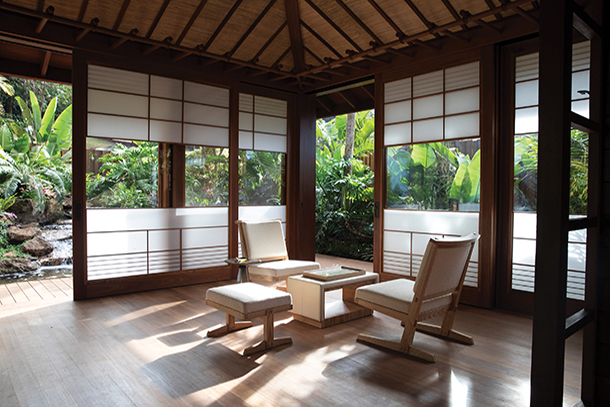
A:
[511, 42, 590, 300]
[237, 94, 288, 253]
[86, 65, 229, 281]
[383, 61, 481, 287]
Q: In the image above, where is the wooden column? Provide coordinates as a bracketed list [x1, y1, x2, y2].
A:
[228, 84, 240, 278]
[531, 0, 572, 405]
[373, 72, 384, 274]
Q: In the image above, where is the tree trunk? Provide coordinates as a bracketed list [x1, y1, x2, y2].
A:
[344, 112, 356, 177]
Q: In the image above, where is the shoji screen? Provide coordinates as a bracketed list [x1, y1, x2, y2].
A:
[86, 65, 229, 281]
[383, 61, 481, 287]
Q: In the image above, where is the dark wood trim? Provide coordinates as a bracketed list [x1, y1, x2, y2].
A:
[228, 0, 277, 58]
[176, 0, 209, 46]
[333, 0, 383, 45]
[77, 0, 89, 22]
[203, 0, 244, 52]
[373, 72, 384, 274]
[284, 0, 305, 72]
[301, 20, 343, 60]
[304, 0, 363, 52]
[112, 0, 131, 31]
[228, 83, 240, 279]
[145, 0, 171, 39]
[251, 21, 287, 63]
[171, 144, 185, 208]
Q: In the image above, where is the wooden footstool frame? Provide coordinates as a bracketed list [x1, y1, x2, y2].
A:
[206, 283, 293, 356]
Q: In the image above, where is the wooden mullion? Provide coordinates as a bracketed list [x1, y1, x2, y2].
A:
[531, 1, 573, 405]
[176, 0, 209, 46]
[145, 0, 171, 39]
[304, 0, 363, 52]
[203, 0, 244, 51]
[228, 84, 239, 277]
[373, 72, 384, 274]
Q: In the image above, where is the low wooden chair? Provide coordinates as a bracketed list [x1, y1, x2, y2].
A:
[236, 219, 320, 281]
[354, 233, 479, 362]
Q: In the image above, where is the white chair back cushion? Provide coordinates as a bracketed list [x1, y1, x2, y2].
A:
[241, 220, 288, 260]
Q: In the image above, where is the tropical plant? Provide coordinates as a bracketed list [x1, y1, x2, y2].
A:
[0, 76, 15, 116]
[185, 146, 229, 206]
[239, 150, 285, 205]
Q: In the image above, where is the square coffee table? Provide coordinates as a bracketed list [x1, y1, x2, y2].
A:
[287, 269, 379, 328]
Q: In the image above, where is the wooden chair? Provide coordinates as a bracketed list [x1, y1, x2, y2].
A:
[354, 233, 479, 362]
[236, 219, 320, 281]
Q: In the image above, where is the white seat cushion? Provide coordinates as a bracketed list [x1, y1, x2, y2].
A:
[355, 279, 452, 315]
[248, 260, 320, 278]
[206, 283, 291, 314]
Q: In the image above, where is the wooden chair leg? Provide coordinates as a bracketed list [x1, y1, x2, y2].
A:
[243, 310, 292, 356]
[415, 308, 473, 345]
[207, 314, 253, 338]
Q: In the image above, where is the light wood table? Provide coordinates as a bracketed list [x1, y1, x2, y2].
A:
[287, 271, 379, 328]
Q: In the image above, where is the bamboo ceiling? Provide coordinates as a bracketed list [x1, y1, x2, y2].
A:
[0, 0, 544, 91]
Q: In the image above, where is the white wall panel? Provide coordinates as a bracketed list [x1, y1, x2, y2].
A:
[254, 133, 286, 153]
[413, 118, 443, 143]
[514, 107, 539, 134]
[88, 113, 148, 140]
[385, 100, 411, 124]
[239, 112, 253, 130]
[148, 251, 181, 274]
[150, 98, 182, 121]
[384, 123, 411, 146]
[182, 227, 228, 249]
[184, 82, 229, 107]
[445, 88, 479, 114]
[512, 238, 536, 266]
[149, 230, 181, 251]
[151, 75, 182, 100]
[87, 231, 148, 256]
[239, 131, 254, 149]
[184, 103, 229, 127]
[445, 113, 479, 139]
[254, 114, 287, 135]
[239, 205, 286, 221]
[88, 89, 148, 117]
[413, 94, 443, 120]
[383, 231, 411, 253]
[150, 120, 182, 143]
[571, 100, 589, 118]
[413, 70, 443, 97]
[183, 123, 229, 147]
[384, 209, 479, 235]
[515, 80, 539, 108]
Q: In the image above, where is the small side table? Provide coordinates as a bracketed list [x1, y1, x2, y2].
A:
[225, 258, 261, 283]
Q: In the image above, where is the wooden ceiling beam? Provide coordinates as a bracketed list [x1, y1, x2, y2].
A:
[441, 0, 468, 31]
[225, 64, 246, 73]
[304, 0, 362, 52]
[304, 45, 324, 65]
[203, 0, 244, 51]
[40, 50, 51, 77]
[460, 10, 502, 34]
[251, 21, 287, 63]
[111, 28, 138, 49]
[112, 0, 131, 31]
[385, 47, 414, 58]
[227, 0, 276, 58]
[316, 97, 334, 115]
[77, 0, 89, 22]
[442, 29, 469, 43]
[301, 20, 343, 59]
[176, 0, 209, 46]
[333, 0, 383, 45]
[146, 0, 171, 39]
[366, 0, 405, 40]
[75, 17, 99, 42]
[172, 51, 193, 62]
[337, 91, 356, 109]
[271, 46, 291, 70]
[362, 84, 374, 100]
[513, 5, 539, 25]
[35, 6, 54, 34]
[284, 0, 305, 72]
[485, 0, 503, 21]
[402, 0, 439, 38]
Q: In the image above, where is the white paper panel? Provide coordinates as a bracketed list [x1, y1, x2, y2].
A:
[88, 113, 148, 140]
[572, 41, 590, 71]
[149, 230, 181, 251]
[182, 227, 228, 249]
[445, 113, 479, 139]
[515, 80, 539, 108]
[384, 209, 479, 235]
[412, 233, 440, 255]
[514, 107, 538, 134]
[87, 207, 228, 232]
[239, 131, 254, 149]
[151, 76, 182, 100]
[571, 71, 590, 100]
[148, 251, 181, 274]
[255, 114, 287, 135]
[413, 94, 443, 120]
[240, 93, 254, 112]
[184, 82, 229, 107]
[384, 77, 411, 103]
[150, 98, 182, 121]
[445, 62, 479, 91]
[571, 100, 590, 118]
[254, 133, 286, 153]
[88, 254, 148, 280]
[88, 89, 148, 117]
[512, 238, 536, 266]
[413, 70, 443, 97]
[569, 217, 587, 243]
[513, 212, 537, 239]
[568, 242, 586, 271]
[239, 112, 253, 130]
[238, 205, 287, 221]
[515, 53, 539, 82]
[383, 251, 411, 276]
[385, 100, 411, 124]
[254, 96, 287, 117]
[184, 103, 229, 127]
[183, 123, 229, 147]
[150, 120, 182, 143]
[413, 118, 443, 143]
[445, 87, 479, 115]
[384, 123, 411, 146]
[511, 264, 535, 292]
[383, 231, 411, 253]
[87, 231, 148, 256]
[88, 65, 148, 95]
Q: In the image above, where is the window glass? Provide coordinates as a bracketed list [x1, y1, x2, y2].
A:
[86, 138, 158, 208]
[185, 146, 229, 206]
[239, 150, 285, 205]
[386, 139, 481, 211]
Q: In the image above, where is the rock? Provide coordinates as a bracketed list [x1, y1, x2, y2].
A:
[0, 258, 38, 274]
[38, 257, 64, 267]
[8, 198, 65, 225]
[2, 251, 17, 258]
[41, 198, 64, 225]
[8, 226, 41, 243]
[21, 236, 54, 257]
[62, 194, 72, 210]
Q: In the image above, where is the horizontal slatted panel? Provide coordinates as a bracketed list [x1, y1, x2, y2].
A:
[182, 246, 228, 270]
[445, 61, 479, 91]
[88, 65, 148, 95]
[148, 251, 181, 274]
[88, 253, 148, 280]
[254, 96, 287, 117]
[383, 251, 411, 276]
[384, 77, 411, 103]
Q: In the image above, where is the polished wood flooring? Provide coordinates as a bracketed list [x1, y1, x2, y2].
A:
[0, 256, 583, 406]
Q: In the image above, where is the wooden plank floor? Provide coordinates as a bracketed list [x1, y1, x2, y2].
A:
[0, 278, 582, 406]
[0, 277, 72, 305]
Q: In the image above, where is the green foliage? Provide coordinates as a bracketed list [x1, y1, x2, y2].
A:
[315, 110, 375, 261]
[185, 147, 229, 206]
[239, 151, 285, 206]
[0, 76, 72, 123]
[86, 141, 158, 208]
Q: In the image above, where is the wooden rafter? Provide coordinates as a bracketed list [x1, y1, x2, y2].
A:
[460, 10, 502, 34]
[304, 0, 363, 52]
[317, 97, 334, 114]
[484, 0, 503, 21]
[35, 6, 54, 34]
[304, 46, 324, 65]
[227, 0, 276, 57]
[440, 0, 468, 31]
[146, 0, 171, 39]
[37, 0, 45, 12]
[513, 5, 539, 24]
[334, 0, 383, 45]
[75, 17, 99, 42]
[367, 0, 405, 39]
[402, 0, 440, 40]
[337, 91, 356, 109]
[301, 20, 343, 59]
[251, 21, 287, 63]
[40, 50, 51, 77]
[176, 0, 209, 46]
[77, 0, 89, 22]
[111, 28, 138, 49]
[271, 46, 291, 69]
[361, 85, 374, 100]
[284, 0, 305, 72]
[203, 0, 244, 51]
[113, 0, 131, 31]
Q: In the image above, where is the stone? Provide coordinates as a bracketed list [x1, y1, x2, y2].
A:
[62, 194, 72, 210]
[8, 226, 40, 243]
[41, 198, 64, 225]
[21, 236, 54, 257]
[3, 252, 17, 258]
[38, 257, 64, 267]
[8, 198, 66, 225]
[0, 258, 38, 274]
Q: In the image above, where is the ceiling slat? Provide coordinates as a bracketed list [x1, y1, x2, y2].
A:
[440, 0, 468, 31]
[251, 21, 287, 63]
[113, 0, 131, 31]
[77, 0, 89, 22]
[366, 0, 405, 39]
[301, 20, 343, 59]
[203, 0, 244, 51]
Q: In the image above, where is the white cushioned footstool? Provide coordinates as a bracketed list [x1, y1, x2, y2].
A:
[206, 283, 293, 356]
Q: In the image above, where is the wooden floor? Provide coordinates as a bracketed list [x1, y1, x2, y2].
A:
[0, 256, 583, 406]
[0, 277, 72, 305]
